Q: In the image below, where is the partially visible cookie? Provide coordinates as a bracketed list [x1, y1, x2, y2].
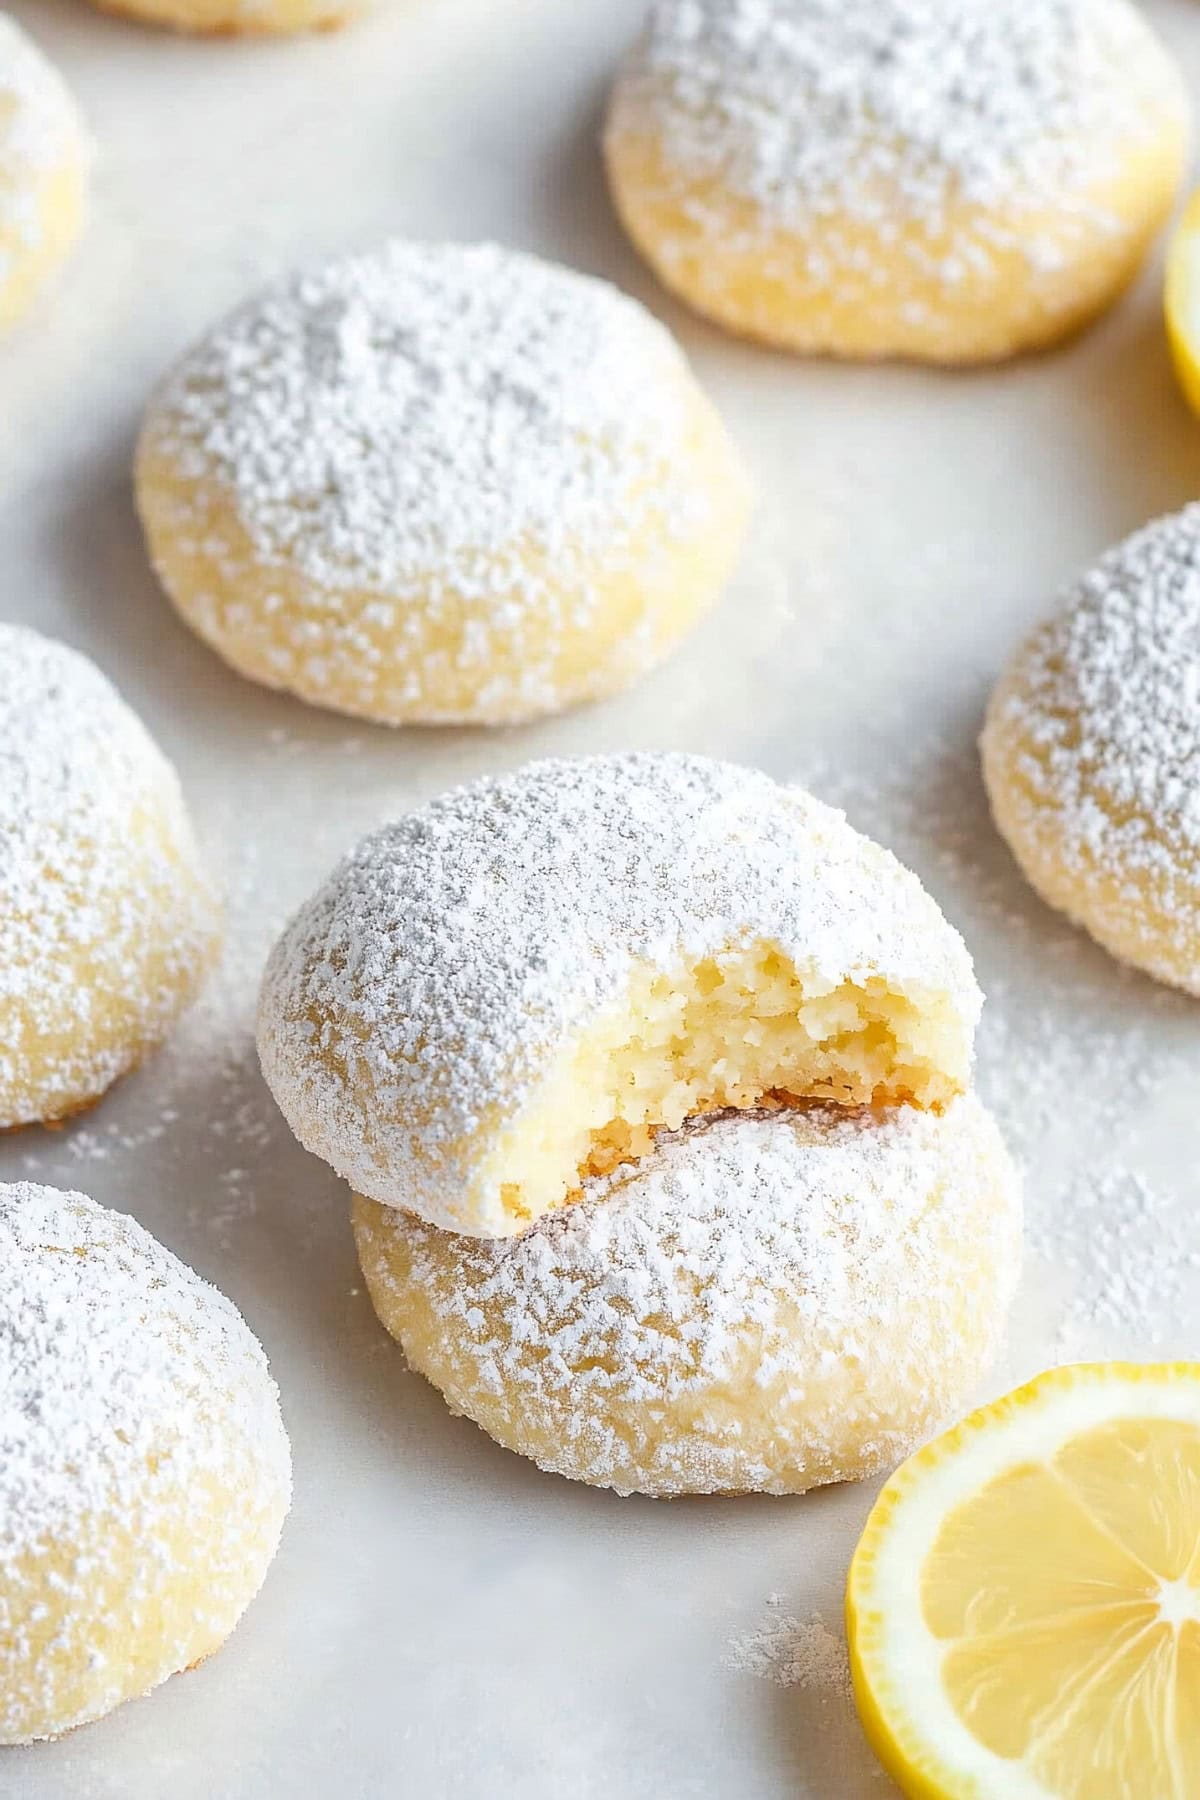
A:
[984, 504, 1200, 992]
[0, 626, 221, 1128]
[0, 16, 89, 335]
[0, 1183, 292, 1743]
[354, 1097, 1022, 1497]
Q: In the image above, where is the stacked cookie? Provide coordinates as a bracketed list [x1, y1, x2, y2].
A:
[258, 752, 1022, 1498]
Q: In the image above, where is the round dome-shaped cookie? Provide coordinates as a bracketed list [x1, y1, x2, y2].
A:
[603, 0, 1188, 364]
[983, 505, 1200, 994]
[0, 1183, 292, 1743]
[0, 16, 89, 336]
[136, 241, 751, 727]
[354, 1095, 1021, 1498]
[259, 753, 983, 1238]
[86, 0, 354, 36]
[0, 626, 222, 1128]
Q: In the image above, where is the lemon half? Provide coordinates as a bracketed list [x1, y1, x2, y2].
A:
[847, 1363, 1200, 1798]
[1166, 190, 1200, 418]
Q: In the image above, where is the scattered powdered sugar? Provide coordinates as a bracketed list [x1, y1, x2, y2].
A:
[259, 752, 982, 1233]
[609, 0, 1175, 237]
[799, 732, 1200, 1361]
[1032, 1167, 1200, 1362]
[139, 240, 707, 598]
[364, 1096, 1021, 1495]
[0, 1181, 291, 1743]
[0, 17, 87, 263]
[725, 1606, 851, 1697]
[0, 625, 221, 1128]
[983, 503, 1200, 904]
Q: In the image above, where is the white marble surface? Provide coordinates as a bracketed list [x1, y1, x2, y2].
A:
[5, 1, 1200, 1793]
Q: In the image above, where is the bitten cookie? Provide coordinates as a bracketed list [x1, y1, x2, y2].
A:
[259, 753, 982, 1237]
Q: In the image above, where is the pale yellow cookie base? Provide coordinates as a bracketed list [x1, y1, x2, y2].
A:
[469, 940, 972, 1236]
[603, 119, 1188, 364]
[0, 801, 222, 1130]
[136, 382, 750, 726]
[982, 676, 1200, 995]
[87, 0, 357, 35]
[353, 1097, 1021, 1498]
[0, 152, 87, 338]
[1, 1470, 287, 1745]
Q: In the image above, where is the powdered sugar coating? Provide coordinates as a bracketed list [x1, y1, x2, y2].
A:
[0, 1182, 292, 1742]
[0, 625, 221, 1126]
[259, 752, 983, 1231]
[0, 16, 88, 275]
[355, 1096, 1022, 1496]
[982, 505, 1200, 990]
[143, 240, 703, 591]
[609, 0, 1176, 239]
[136, 240, 747, 725]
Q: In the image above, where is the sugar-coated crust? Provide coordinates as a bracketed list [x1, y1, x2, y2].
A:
[0, 625, 222, 1128]
[0, 1183, 292, 1743]
[0, 16, 90, 335]
[136, 241, 751, 725]
[983, 504, 1200, 993]
[604, 0, 1188, 362]
[354, 1096, 1022, 1497]
[258, 752, 983, 1234]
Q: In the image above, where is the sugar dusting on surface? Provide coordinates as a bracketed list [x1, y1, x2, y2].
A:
[609, 0, 1174, 236]
[725, 1603, 851, 1698]
[360, 1095, 1021, 1496]
[0, 1181, 291, 1743]
[258, 751, 982, 1233]
[802, 733, 1200, 1364]
[1032, 1168, 1200, 1363]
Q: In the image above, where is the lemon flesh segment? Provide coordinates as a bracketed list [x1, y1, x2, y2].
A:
[1166, 189, 1200, 419]
[847, 1364, 1200, 1799]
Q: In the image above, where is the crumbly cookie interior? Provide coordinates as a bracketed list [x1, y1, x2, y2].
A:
[486, 939, 963, 1226]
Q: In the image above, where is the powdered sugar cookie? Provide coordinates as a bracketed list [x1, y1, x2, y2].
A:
[87, 0, 355, 36]
[604, 0, 1188, 363]
[354, 1096, 1021, 1497]
[0, 16, 89, 336]
[983, 505, 1200, 993]
[0, 1183, 292, 1743]
[258, 753, 982, 1238]
[0, 627, 221, 1128]
[136, 241, 751, 726]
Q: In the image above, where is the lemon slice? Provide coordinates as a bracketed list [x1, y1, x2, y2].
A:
[1166, 189, 1200, 417]
[846, 1363, 1200, 1798]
